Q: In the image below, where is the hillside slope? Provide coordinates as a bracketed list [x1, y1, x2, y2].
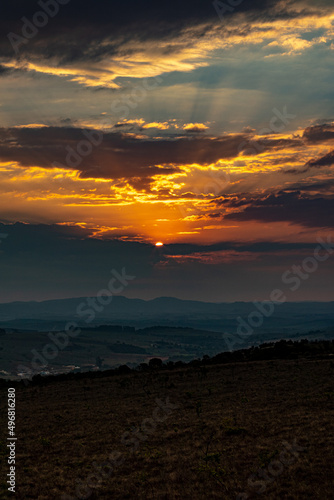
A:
[0, 349, 333, 499]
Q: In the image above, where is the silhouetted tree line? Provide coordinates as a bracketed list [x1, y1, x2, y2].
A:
[2, 338, 334, 388]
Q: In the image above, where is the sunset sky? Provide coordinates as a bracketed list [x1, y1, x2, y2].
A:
[0, 0, 334, 302]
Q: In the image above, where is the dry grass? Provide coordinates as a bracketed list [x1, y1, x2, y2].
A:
[0, 357, 333, 499]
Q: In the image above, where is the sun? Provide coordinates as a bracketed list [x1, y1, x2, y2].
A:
[155, 242, 164, 247]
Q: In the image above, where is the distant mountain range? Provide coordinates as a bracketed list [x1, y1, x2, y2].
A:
[0, 296, 333, 334]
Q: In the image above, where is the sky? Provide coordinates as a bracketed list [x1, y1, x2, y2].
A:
[0, 0, 334, 302]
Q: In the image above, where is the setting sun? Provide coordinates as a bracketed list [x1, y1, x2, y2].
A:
[155, 242, 164, 247]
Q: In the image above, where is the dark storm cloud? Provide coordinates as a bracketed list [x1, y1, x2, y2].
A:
[161, 239, 321, 257]
[0, 0, 329, 62]
[285, 124, 334, 173]
[0, 0, 260, 59]
[0, 64, 20, 76]
[222, 190, 334, 228]
[0, 125, 306, 183]
[0, 221, 322, 267]
[303, 123, 334, 143]
[0, 64, 12, 75]
[295, 179, 334, 192]
[306, 149, 334, 168]
[0, 222, 153, 300]
[1, 221, 333, 302]
[239, 136, 302, 156]
[0, 126, 248, 180]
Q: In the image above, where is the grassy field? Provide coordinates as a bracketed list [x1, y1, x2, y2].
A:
[1, 355, 333, 499]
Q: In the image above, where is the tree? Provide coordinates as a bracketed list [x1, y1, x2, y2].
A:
[148, 358, 163, 370]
